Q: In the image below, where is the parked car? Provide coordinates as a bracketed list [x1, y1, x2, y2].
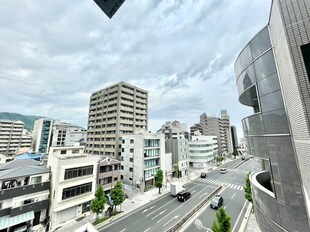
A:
[210, 195, 224, 209]
[220, 168, 227, 174]
[200, 172, 207, 178]
[177, 191, 191, 202]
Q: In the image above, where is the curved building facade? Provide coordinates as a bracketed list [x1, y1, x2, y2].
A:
[235, 1, 310, 231]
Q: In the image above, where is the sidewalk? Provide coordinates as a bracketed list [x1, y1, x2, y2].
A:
[245, 212, 262, 232]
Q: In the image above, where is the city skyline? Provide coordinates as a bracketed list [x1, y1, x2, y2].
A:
[0, 0, 271, 137]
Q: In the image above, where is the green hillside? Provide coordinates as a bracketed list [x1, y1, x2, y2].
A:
[0, 112, 43, 131]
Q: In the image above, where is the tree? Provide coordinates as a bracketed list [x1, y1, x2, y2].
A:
[215, 155, 223, 166]
[233, 149, 238, 158]
[110, 181, 126, 212]
[244, 172, 252, 203]
[175, 164, 179, 178]
[212, 208, 231, 232]
[90, 185, 106, 221]
[155, 169, 164, 194]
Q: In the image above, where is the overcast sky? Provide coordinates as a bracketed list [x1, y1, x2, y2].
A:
[0, 0, 271, 138]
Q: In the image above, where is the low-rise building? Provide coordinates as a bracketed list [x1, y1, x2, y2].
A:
[188, 132, 218, 168]
[121, 130, 166, 191]
[0, 160, 50, 232]
[98, 157, 121, 194]
[47, 146, 99, 230]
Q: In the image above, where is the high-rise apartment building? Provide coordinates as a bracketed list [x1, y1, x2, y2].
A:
[86, 81, 148, 159]
[31, 118, 53, 154]
[189, 123, 202, 137]
[230, 125, 238, 152]
[0, 120, 24, 160]
[199, 112, 232, 155]
[235, 0, 310, 231]
[157, 120, 189, 139]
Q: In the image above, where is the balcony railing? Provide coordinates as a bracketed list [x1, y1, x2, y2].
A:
[250, 171, 275, 198]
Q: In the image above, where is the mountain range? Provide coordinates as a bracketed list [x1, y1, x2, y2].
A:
[0, 112, 43, 131]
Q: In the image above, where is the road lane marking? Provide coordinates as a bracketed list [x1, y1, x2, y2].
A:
[163, 215, 179, 227]
[198, 192, 209, 199]
[142, 205, 156, 214]
[120, 229, 126, 232]
[143, 228, 150, 232]
[231, 193, 236, 199]
[232, 200, 248, 232]
[151, 209, 167, 220]
[157, 187, 206, 223]
[224, 206, 227, 209]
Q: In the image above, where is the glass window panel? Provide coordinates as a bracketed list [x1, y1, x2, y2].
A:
[260, 90, 284, 112]
[257, 73, 281, 96]
[254, 50, 277, 81]
[263, 109, 289, 134]
[240, 44, 253, 71]
[250, 27, 271, 59]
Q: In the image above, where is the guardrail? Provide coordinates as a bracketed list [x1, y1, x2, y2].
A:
[165, 185, 222, 232]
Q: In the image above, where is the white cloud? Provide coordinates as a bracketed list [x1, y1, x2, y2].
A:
[0, 0, 271, 138]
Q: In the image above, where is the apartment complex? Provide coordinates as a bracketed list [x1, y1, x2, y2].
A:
[0, 160, 50, 232]
[0, 120, 24, 160]
[32, 118, 53, 154]
[189, 123, 202, 137]
[157, 120, 189, 139]
[220, 110, 233, 154]
[47, 146, 98, 230]
[188, 131, 218, 168]
[51, 120, 87, 147]
[86, 81, 148, 159]
[234, 0, 310, 231]
[121, 131, 166, 191]
[230, 125, 238, 152]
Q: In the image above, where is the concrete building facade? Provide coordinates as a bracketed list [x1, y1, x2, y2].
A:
[157, 120, 189, 139]
[121, 131, 166, 191]
[190, 123, 202, 137]
[0, 160, 50, 232]
[32, 118, 53, 154]
[235, 1, 310, 231]
[98, 157, 121, 194]
[86, 82, 148, 159]
[47, 146, 98, 230]
[188, 132, 218, 168]
[0, 120, 24, 160]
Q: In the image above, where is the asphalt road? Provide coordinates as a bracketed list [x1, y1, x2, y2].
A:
[98, 157, 261, 232]
[183, 157, 261, 232]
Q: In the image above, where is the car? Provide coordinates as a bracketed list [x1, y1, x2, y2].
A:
[200, 172, 207, 178]
[210, 195, 224, 209]
[177, 191, 191, 202]
[220, 168, 227, 174]
[242, 156, 245, 160]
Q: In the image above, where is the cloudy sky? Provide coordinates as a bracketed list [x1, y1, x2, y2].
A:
[0, 0, 271, 137]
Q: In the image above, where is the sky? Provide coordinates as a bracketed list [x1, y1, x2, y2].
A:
[0, 0, 271, 138]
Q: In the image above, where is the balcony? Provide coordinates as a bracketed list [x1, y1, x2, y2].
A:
[10, 199, 49, 217]
[0, 182, 50, 201]
[250, 171, 274, 197]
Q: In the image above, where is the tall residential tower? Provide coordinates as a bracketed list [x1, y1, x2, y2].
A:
[86, 82, 148, 159]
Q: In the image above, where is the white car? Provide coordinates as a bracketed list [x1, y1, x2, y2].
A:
[220, 168, 227, 174]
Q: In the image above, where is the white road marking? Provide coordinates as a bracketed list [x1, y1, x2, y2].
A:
[231, 193, 236, 199]
[151, 209, 167, 220]
[162, 215, 179, 227]
[143, 228, 150, 232]
[199, 192, 209, 199]
[232, 200, 248, 232]
[142, 205, 156, 214]
[120, 229, 126, 232]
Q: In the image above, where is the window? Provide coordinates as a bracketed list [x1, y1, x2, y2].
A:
[129, 158, 133, 162]
[130, 139, 134, 143]
[30, 176, 42, 184]
[64, 165, 93, 179]
[62, 182, 92, 200]
[72, 149, 79, 154]
[0, 201, 2, 209]
[129, 167, 133, 172]
[121, 165, 124, 170]
[60, 150, 67, 155]
[130, 148, 134, 153]
[114, 177, 118, 181]
[301, 43, 310, 82]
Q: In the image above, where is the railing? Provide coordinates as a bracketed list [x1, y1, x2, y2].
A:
[165, 186, 222, 232]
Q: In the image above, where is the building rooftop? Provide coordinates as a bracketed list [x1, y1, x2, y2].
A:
[0, 165, 49, 179]
[0, 159, 41, 171]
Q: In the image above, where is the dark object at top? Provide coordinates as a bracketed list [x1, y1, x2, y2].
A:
[200, 172, 207, 178]
[94, 0, 126, 19]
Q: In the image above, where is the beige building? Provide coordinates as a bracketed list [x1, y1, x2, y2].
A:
[98, 157, 121, 194]
[0, 120, 24, 160]
[47, 146, 99, 230]
[86, 81, 148, 159]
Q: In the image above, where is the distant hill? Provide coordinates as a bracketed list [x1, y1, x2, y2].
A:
[0, 112, 43, 131]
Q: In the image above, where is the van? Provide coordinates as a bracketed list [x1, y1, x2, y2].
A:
[177, 191, 191, 202]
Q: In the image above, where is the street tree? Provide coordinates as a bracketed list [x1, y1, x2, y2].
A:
[175, 164, 179, 178]
[244, 172, 253, 203]
[90, 185, 106, 221]
[155, 169, 164, 194]
[110, 181, 126, 212]
[212, 208, 231, 232]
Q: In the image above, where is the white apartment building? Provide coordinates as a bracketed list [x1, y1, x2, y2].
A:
[51, 121, 87, 147]
[121, 131, 166, 191]
[188, 132, 218, 168]
[47, 146, 99, 230]
[157, 120, 189, 139]
[0, 120, 24, 160]
[86, 81, 148, 159]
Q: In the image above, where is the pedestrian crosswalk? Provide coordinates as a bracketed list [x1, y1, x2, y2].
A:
[196, 178, 244, 191]
[227, 168, 249, 174]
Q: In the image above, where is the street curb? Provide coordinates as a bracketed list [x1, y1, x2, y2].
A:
[239, 202, 253, 232]
[95, 191, 171, 229]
